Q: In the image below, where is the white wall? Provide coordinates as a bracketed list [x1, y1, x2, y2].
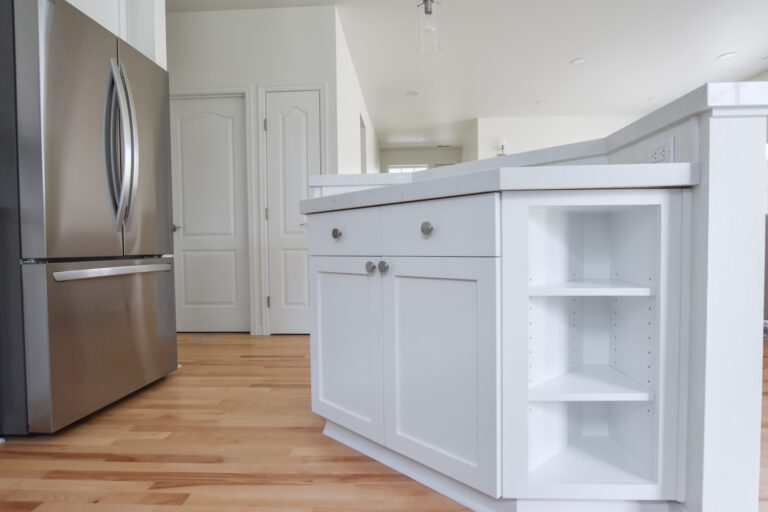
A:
[380, 147, 462, 169]
[167, 7, 338, 172]
[335, 12, 380, 174]
[475, 115, 641, 160]
[749, 68, 768, 81]
[459, 119, 479, 162]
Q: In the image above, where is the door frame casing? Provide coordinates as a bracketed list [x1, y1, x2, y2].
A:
[169, 88, 262, 335]
[258, 84, 327, 334]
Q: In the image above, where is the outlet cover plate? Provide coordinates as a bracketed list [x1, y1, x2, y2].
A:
[648, 138, 675, 163]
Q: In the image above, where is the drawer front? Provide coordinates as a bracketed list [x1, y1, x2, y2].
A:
[382, 193, 500, 256]
[308, 207, 382, 256]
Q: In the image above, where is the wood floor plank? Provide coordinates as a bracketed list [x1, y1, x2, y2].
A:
[0, 334, 467, 511]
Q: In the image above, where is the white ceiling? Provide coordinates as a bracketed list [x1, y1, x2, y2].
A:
[167, 0, 768, 148]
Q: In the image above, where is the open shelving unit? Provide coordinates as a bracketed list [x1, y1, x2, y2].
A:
[525, 203, 662, 488]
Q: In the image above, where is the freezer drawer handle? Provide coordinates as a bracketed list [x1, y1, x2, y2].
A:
[52, 264, 172, 282]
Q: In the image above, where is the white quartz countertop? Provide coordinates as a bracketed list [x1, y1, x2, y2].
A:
[300, 163, 698, 214]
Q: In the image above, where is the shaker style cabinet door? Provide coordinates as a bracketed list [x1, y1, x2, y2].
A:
[381, 257, 501, 497]
[309, 257, 384, 443]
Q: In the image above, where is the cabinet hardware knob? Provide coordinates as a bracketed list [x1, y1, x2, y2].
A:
[365, 261, 376, 274]
[331, 228, 342, 239]
[421, 221, 433, 235]
[378, 260, 389, 273]
[172, 224, 182, 232]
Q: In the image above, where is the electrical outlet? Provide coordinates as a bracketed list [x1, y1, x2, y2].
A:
[648, 138, 675, 163]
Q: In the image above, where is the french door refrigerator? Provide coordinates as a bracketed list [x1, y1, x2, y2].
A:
[0, 0, 177, 434]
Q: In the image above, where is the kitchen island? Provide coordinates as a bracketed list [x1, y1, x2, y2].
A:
[299, 82, 768, 512]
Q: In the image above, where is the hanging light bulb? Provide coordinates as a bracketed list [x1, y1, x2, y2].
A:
[417, 0, 441, 54]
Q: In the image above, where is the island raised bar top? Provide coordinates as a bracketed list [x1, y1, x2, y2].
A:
[299, 82, 768, 512]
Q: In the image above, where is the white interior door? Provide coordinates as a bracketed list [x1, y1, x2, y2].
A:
[171, 96, 250, 332]
[265, 90, 321, 334]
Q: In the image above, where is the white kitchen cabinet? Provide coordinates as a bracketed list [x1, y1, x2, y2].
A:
[308, 188, 684, 504]
[67, 0, 167, 68]
[309, 194, 502, 496]
[381, 256, 500, 497]
[309, 256, 383, 443]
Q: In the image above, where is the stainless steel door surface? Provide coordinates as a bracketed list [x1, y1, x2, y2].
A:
[19, 0, 124, 258]
[23, 257, 177, 433]
[118, 40, 173, 256]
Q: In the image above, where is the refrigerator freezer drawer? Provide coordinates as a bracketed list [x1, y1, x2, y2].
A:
[22, 258, 177, 433]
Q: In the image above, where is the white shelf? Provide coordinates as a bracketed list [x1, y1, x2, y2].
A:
[529, 279, 655, 297]
[529, 366, 654, 402]
[529, 435, 653, 485]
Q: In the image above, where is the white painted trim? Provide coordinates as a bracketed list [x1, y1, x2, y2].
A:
[257, 84, 328, 335]
[324, 421, 681, 512]
[169, 87, 264, 335]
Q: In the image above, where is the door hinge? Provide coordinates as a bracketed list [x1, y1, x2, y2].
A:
[266, 296, 270, 308]
[265, 207, 269, 220]
[263, 118, 267, 131]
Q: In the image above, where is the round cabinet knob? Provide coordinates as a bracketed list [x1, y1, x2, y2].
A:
[172, 224, 182, 232]
[421, 221, 434, 235]
[378, 260, 389, 273]
[331, 228, 342, 239]
[365, 261, 376, 274]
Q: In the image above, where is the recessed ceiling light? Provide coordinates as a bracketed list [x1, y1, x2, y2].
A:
[405, 90, 420, 96]
[570, 57, 588, 65]
[536, 99, 551, 106]
[417, 137, 426, 141]
[717, 52, 738, 61]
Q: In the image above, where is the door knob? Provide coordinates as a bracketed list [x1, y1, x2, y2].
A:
[331, 228, 342, 239]
[172, 224, 182, 232]
[421, 221, 433, 235]
[365, 261, 376, 274]
[378, 260, 389, 273]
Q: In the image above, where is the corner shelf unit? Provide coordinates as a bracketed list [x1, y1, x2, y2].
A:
[514, 192, 682, 497]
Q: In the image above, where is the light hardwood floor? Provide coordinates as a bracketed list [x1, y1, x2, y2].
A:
[0, 334, 464, 511]
[0, 333, 766, 511]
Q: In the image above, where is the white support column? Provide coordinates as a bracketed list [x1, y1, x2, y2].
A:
[686, 112, 767, 512]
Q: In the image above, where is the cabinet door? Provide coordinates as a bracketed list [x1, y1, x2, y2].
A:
[381, 257, 500, 497]
[309, 256, 383, 443]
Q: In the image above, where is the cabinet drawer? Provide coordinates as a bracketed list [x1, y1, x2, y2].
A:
[382, 193, 500, 256]
[308, 207, 382, 256]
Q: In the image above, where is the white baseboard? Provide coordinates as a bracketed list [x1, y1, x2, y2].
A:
[323, 421, 685, 512]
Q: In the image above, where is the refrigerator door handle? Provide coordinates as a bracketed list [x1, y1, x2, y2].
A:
[103, 73, 121, 221]
[120, 62, 139, 224]
[52, 264, 172, 282]
[109, 58, 134, 232]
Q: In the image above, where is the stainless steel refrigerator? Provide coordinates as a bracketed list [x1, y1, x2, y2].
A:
[0, 0, 177, 434]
